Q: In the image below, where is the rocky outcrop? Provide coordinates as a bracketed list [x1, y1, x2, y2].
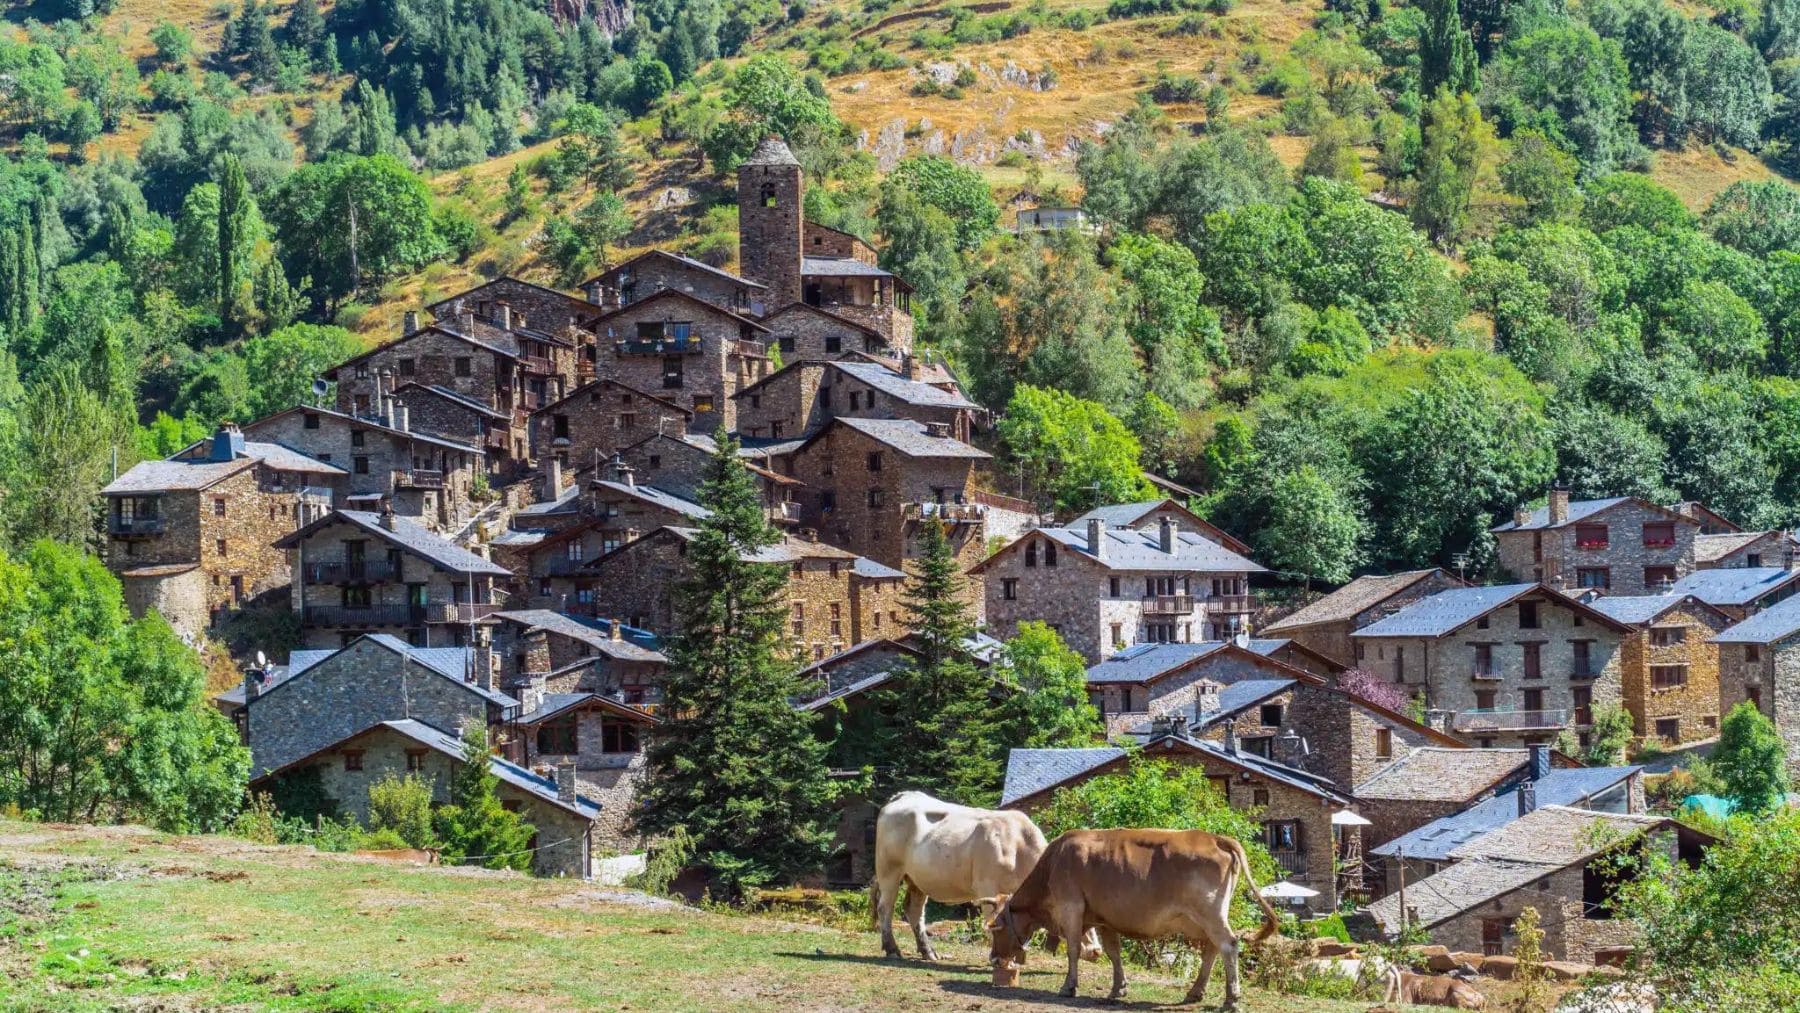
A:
[546, 0, 631, 34]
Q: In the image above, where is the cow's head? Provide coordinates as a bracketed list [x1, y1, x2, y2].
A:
[984, 894, 1041, 972]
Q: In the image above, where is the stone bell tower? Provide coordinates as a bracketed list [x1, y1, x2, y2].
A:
[737, 136, 804, 313]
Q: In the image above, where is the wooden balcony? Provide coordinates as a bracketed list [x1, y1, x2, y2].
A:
[305, 559, 399, 584]
[518, 354, 556, 375]
[901, 501, 984, 524]
[1453, 708, 1570, 733]
[535, 555, 592, 577]
[425, 602, 502, 623]
[394, 469, 444, 489]
[303, 604, 423, 627]
[1207, 594, 1254, 614]
[1143, 594, 1196, 615]
[770, 501, 803, 523]
[109, 516, 165, 537]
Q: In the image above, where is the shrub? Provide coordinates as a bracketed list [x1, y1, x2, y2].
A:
[367, 774, 438, 850]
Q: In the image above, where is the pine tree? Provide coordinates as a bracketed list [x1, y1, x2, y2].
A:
[432, 722, 537, 871]
[633, 430, 838, 898]
[1419, 0, 1479, 101]
[286, 0, 326, 64]
[868, 518, 1005, 805]
[216, 154, 261, 337]
[236, 0, 279, 85]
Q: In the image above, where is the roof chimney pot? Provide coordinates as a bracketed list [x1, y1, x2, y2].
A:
[1087, 518, 1106, 559]
[1548, 485, 1570, 526]
[1159, 515, 1178, 554]
[380, 499, 398, 531]
[556, 759, 577, 803]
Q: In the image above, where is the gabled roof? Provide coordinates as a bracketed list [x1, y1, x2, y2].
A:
[1371, 766, 1643, 861]
[589, 288, 771, 332]
[1084, 640, 1315, 686]
[423, 275, 603, 320]
[1585, 593, 1730, 627]
[581, 525, 860, 572]
[489, 609, 665, 662]
[794, 416, 989, 459]
[1355, 747, 1539, 803]
[580, 248, 767, 292]
[246, 405, 481, 455]
[1264, 569, 1463, 634]
[1002, 747, 1126, 806]
[1002, 733, 1355, 810]
[531, 377, 695, 418]
[1123, 678, 1297, 735]
[586, 480, 712, 520]
[802, 256, 899, 279]
[1068, 500, 1253, 556]
[1669, 567, 1800, 607]
[1670, 500, 1742, 533]
[511, 691, 660, 726]
[103, 456, 258, 495]
[972, 526, 1265, 576]
[1713, 592, 1800, 644]
[1354, 583, 1629, 639]
[322, 324, 515, 381]
[274, 510, 511, 576]
[759, 301, 884, 338]
[393, 382, 510, 421]
[732, 359, 980, 410]
[223, 634, 517, 709]
[1492, 496, 1693, 532]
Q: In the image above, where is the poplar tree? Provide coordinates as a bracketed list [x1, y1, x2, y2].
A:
[1419, 0, 1479, 101]
[216, 154, 260, 336]
[633, 430, 837, 897]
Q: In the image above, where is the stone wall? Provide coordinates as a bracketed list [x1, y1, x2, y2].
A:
[335, 328, 504, 421]
[1283, 684, 1449, 792]
[246, 411, 481, 531]
[1091, 651, 1297, 735]
[618, 434, 711, 500]
[736, 363, 827, 440]
[579, 533, 687, 633]
[738, 160, 804, 311]
[1496, 501, 1697, 595]
[761, 305, 892, 362]
[593, 254, 757, 312]
[1278, 571, 1466, 666]
[289, 526, 500, 649]
[118, 565, 210, 634]
[804, 222, 877, 264]
[532, 380, 691, 474]
[431, 278, 600, 343]
[1697, 531, 1792, 570]
[394, 384, 503, 451]
[1743, 641, 1800, 778]
[850, 572, 907, 643]
[1427, 863, 1642, 963]
[591, 296, 769, 434]
[1616, 602, 1725, 746]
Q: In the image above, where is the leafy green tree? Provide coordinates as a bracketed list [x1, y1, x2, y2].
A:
[996, 384, 1155, 513]
[1579, 704, 1636, 765]
[1289, 304, 1371, 377]
[150, 21, 194, 66]
[1298, 116, 1363, 184]
[1289, 177, 1464, 338]
[1550, 401, 1672, 501]
[267, 154, 446, 312]
[367, 774, 439, 849]
[1257, 466, 1366, 583]
[1107, 232, 1225, 409]
[876, 183, 964, 333]
[1157, 128, 1292, 252]
[998, 622, 1103, 749]
[632, 57, 675, 115]
[432, 723, 536, 871]
[1419, 0, 1479, 99]
[1499, 129, 1582, 224]
[1705, 180, 1800, 257]
[1664, 278, 1767, 369]
[553, 104, 636, 190]
[1759, 0, 1800, 59]
[1582, 173, 1693, 234]
[239, 324, 364, 418]
[62, 101, 99, 164]
[1075, 105, 1167, 231]
[634, 432, 837, 897]
[868, 518, 1004, 805]
[1194, 202, 1306, 322]
[700, 56, 842, 171]
[1412, 88, 1493, 248]
[1712, 701, 1792, 814]
[1487, 24, 1641, 177]
[1586, 0, 1697, 146]
[882, 155, 999, 252]
[1685, 23, 1771, 147]
[574, 191, 633, 269]
[0, 543, 248, 829]
[215, 154, 262, 337]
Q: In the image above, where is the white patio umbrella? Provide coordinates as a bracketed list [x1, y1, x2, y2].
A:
[1260, 880, 1320, 900]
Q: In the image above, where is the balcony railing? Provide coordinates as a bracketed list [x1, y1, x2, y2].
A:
[1269, 848, 1307, 877]
[303, 604, 424, 627]
[729, 338, 767, 358]
[902, 501, 984, 524]
[305, 560, 399, 584]
[517, 354, 555, 375]
[1471, 668, 1503, 681]
[536, 555, 592, 577]
[394, 469, 445, 489]
[1208, 594, 1254, 613]
[615, 336, 700, 355]
[1143, 594, 1196, 615]
[425, 602, 502, 623]
[770, 501, 803, 523]
[109, 516, 165, 536]
[1453, 708, 1571, 733]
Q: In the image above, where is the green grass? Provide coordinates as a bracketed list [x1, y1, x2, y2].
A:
[0, 820, 1374, 1012]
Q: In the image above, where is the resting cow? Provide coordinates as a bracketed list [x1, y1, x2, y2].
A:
[986, 827, 1280, 1009]
[870, 791, 1096, 960]
[1384, 970, 1488, 1009]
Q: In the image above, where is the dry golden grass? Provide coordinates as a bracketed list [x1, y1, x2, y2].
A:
[1645, 143, 1785, 212]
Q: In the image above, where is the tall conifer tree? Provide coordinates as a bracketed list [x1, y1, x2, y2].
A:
[1420, 0, 1480, 101]
[634, 431, 837, 897]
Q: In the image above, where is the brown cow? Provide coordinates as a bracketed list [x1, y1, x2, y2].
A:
[986, 828, 1280, 1009]
[1383, 970, 1488, 1009]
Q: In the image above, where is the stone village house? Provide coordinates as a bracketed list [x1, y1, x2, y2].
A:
[1081, 639, 1342, 736]
[103, 424, 344, 634]
[1712, 593, 1800, 778]
[587, 289, 772, 436]
[975, 515, 1266, 665]
[1352, 583, 1632, 748]
[732, 358, 985, 444]
[508, 691, 660, 851]
[276, 506, 512, 650]
[1666, 565, 1800, 623]
[1492, 491, 1699, 595]
[529, 379, 694, 476]
[614, 432, 806, 529]
[1585, 593, 1731, 747]
[488, 609, 667, 710]
[1263, 568, 1470, 669]
[1352, 745, 1588, 866]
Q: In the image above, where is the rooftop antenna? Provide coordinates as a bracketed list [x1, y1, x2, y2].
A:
[1451, 551, 1470, 582]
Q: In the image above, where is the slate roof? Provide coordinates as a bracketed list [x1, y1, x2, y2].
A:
[533, 377, 693, 417]
[1491, 496, 1678, 532]
[1265, 570, 1454, 633]
[247, 405, 481, 455]
[830, 361, 982, 408]
[1066, 499, 1255, 555]
[1006, 527, 1265, 575]
[220, 634, 515, 708]
[489, 610, 665, 662]
[1694, 531, 1774, 563]
[514, 482, 582, 519]
[1713, 592, 1800, 644]
[103, 457, 257, 494]
[274, 510, 511, 576]
[380, 719, 603, 818]
[588, 480, 712, 520]
[393, 383, 510, 420]
[422, 275, 604, 318]
[582, 249, 766, 292]
[1584, 593, 1710, 626]
[236, 441, 349, 475]
[1371, 766, 1642, 861]
[1669, 567, 1800, 607]
[1125, 679, 1296, 734]
[852, 557, 905, 580]
[760, 301, 884, 337]
[511, 691, 659, 726]
[803, 256, 896, 278]
[1352, 584, 1629, 638]
[1084, 640, 1295, 685]
[745, 136, 800, 165]
[1002, 748, 1127, 806]
[830, 417, 990, 458]
[1355, 747, 1535, 802]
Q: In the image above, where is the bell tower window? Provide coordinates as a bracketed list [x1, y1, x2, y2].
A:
[761, 184, 778, 208]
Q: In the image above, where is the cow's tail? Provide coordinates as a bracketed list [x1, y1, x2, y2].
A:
[1228, 837, 1281, 944]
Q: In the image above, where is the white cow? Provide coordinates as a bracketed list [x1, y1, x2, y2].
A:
[870, 791, 1095, 961]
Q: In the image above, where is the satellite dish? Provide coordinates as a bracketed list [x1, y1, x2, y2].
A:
[311, 379, 329, 401]
[255, 650, 267, 668]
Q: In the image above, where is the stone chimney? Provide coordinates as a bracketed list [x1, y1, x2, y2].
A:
[611, 454, 635, 489]
[610, 618, 623, 642]
[923, 421, 951, 438]
[210, 422, 246, 462]
[1159, 515, 1178, 554]
[1223, 723, 1239, 754]
[1087, 518, 1106, 559]
[1547, 484, 1570, 526]
[1517, 780, 1538, 817]
[1167, 712, 1190, 740]
[556, 759, 577, 803]
[1529, 742, 1552, 782]
[1513, 506, 1532, 528]
[393, 402, 409, 433]
[403, 309, 420, 335]
[380, 499, 398, 531]
[473, 633, 496, 692]
[458, 310, 475, 334]
[543, 457, 563, 501]
[901, 353, 922, 381]
[243, 666, 264, 702]
[1194, 681, 1219, 714]
[379, 368, 394, 396]
[584, 280, 604, 305]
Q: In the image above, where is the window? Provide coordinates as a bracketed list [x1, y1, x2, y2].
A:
[1261, 820, 1303, 870]
[1575, 523, 1609, 549]
[1474, 643, 1495, 677]
[405, 749, 428, 772]
[212, 497, 226, 516]
[216, 538, 227, 556]
[1651, 664, 1688, 689]
[1573, 640, 1593, 678]
[648, 454, 661, 469]
[1375, 727, 1393, 761]
[1475, 689, 1497, 709]
[791, 602, 804, 637]
[1649, 626, 1686, 647]
[1748, 684, 1762, 709]
[1519, 601, 1540, 629]
[552, 414, 570, 439]
[1577, 567, 1610, 589]
[454, 356, 472, 377]
[351, 429, 365, 448]
[1523, 688, 1545, 712]
[866, 451, 883, 472]
[1747, 553, 1763, 567]
[1025, 542, 1038, 568]
[693, 397, 714, 414]
[1476, 615, 1490, 630]
[303, 412, 320, 430]
[398, 357, 415, 377]
[1522, 642, 1541, 680]
[848, 391, 861, 411]
[537, 715, 578, 754]
[1573, 686, 1593, 726]
[830, 603, 842, 638]
[761, 183, 777, 208]
[601, 720, 639, 753]
[1481, 919, 1507, 957]
[354, 362, 369, 378]
[1746, 644, 1762, 664]
[779, 335, 795, 353]
[1644, 565, 1677, 588]
[354, 456, 370, 474]
[1655, 717, 1680, 741]
[342, 750, 364, 772]
[867, 488, 883, 509]
[1002, 578, 1018, 600]
[1045, 542, 1058, 567]
[1109, 576, 1121, 597]
[1642, 522, 1676, 547]
[819, 387, 832, 410]
[1252, 789, 1270, 807]
[662, 356, 684, 389]
[1259, 704, 1284, 727]
[824, 335, 842, 354]
[1110, 622, 1123, 645]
